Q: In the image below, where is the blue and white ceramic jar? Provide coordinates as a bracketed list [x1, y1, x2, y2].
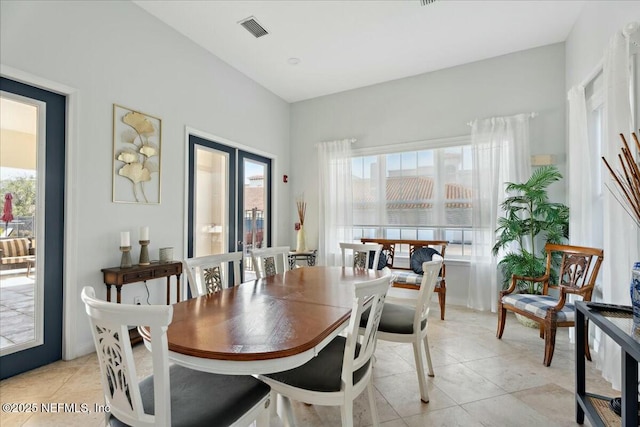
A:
[631, 262, 640, 329]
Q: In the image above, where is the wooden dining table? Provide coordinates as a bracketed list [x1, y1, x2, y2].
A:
[140, 266, 385, 375]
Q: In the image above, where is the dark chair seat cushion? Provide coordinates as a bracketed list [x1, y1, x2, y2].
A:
[110, 365, 270, 427]
[265, 336, 369, 392]
[360, 303, 426, 334]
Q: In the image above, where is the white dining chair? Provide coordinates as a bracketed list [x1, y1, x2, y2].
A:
[81, 286, 271, 427]
[339, 242, 383, 270]
[361, 260, 442, 403]
[250, 246, 291, 279]
[259, 273, 391, 427]
[183, 252, 243, 297]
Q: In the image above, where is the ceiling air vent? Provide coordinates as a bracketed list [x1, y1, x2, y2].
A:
[420, 0, 437, 5]
[239, 16, 269, 38]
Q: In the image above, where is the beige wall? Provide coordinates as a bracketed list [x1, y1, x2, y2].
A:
[0, 129, 36, 170]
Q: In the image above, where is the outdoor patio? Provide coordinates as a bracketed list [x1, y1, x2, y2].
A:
[0, 269, 35, 351]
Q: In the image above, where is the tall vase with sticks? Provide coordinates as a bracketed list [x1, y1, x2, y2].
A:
[296, 197, 307, 252]
[602, 131, 640, 331]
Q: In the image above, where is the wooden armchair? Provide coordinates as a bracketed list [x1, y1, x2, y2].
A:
[497, 243, 604, 366]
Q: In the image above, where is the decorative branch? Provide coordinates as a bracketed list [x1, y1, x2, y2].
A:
[296, 195, 307, 226]
[602, 131, 640, 227]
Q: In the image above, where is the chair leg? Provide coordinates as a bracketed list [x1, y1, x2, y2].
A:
[340, 400, 354, 427]
[497, 304, 507, 338]
[367, 379, 380, 427]
[255, 399, 271, 427]
[438, 288, 445, 320]
[412, 339, 429, 403]
[422, 334, 434, 377]
[278, 394, 295, 427]
[269, 390, 278, 419]
[539, 324, 545, 339]
[543, 318, 557, 366]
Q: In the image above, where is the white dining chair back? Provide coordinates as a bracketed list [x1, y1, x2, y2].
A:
[250, 246, 291, 279]
[366, 260, 442, 403]
[183, 252, 243, 297]
[339, 242, 383, 270]
[81, 286, 271, 427]
[260, 272, 391, 427]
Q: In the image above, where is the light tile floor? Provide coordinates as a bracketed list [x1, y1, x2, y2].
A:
[0, 305, 618, 426]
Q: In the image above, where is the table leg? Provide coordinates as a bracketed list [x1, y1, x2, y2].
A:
[116, 285, 122, 304]
[166, 276, 171, 305]
[106, 284, 112, 303]
[575, 308, 585, 424]
[621, 350, 638, 426]
[176, 274, 181, 303]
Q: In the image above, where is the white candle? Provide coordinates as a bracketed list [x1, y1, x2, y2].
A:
[120, 231, 130, 247]
[140, 226, 149, 241]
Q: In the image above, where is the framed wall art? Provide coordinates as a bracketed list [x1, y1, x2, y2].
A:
[112, 104, 162, 204]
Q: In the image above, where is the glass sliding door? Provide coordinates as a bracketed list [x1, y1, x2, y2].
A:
[0, 78, 65, 379]
[239, 152, 272, 281]
[187, 135, 272, 286]
[193, 146, 232, 258]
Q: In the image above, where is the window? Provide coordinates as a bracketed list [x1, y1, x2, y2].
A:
[351, 141, 473, 259]
[585, 72, 604, 251]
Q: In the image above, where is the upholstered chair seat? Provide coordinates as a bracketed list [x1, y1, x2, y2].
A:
[362, 303, 428, 334]
[265, 338, 369, 393]
[110, 365, 270, 427]
[501, 294, 575, 322]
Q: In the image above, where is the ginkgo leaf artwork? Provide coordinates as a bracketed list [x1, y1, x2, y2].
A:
[112, 105, 162, 204]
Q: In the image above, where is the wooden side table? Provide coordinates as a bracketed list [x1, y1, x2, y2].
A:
[101, 261, 183, 345]
[101, 261, 183, 305]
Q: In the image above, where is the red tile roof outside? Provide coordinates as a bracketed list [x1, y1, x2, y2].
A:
[353, 176, 471, 209]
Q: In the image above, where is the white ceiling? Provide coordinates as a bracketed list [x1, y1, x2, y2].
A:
[134, 0, 586, 103]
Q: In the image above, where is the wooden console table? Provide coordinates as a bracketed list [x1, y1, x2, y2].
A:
[101, 261, 182, 345]
[101, 261, 183, 305]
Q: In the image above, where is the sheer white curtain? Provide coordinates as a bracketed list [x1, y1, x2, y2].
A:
[597, 23, 639, 391]
[568, 86, 600, 248]
[467, 114, 532, 311]
[567, 86, 603, 344]
[317, 139, 354, 266]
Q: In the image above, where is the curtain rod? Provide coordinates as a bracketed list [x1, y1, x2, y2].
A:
[575, 22, 638, 90]
[466, 112, 538, 127]
[315, 138, 356, 147]
[578, 58, 603, 89]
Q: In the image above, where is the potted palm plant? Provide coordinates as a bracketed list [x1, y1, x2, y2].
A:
[492, 165, 569, 298]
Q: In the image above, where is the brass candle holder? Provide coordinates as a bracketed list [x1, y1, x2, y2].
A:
[139, 240, 150, 265]
[120, 246, 132, 269]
